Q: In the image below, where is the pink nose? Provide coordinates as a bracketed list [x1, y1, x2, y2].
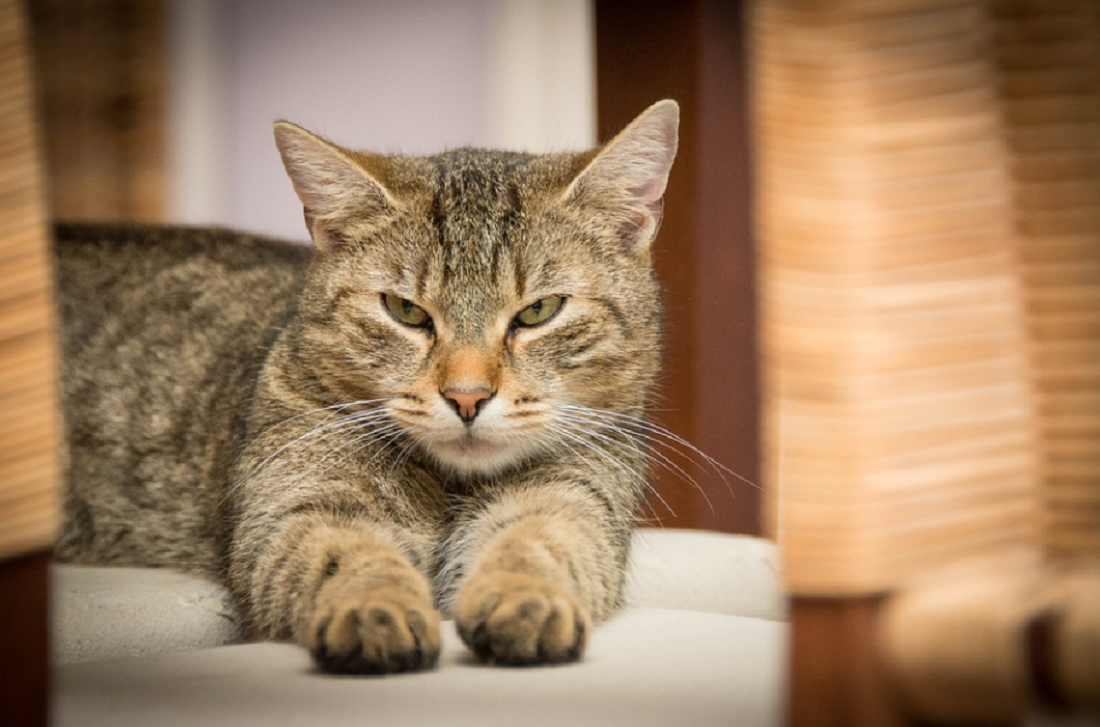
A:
[443, 388, 493, 423]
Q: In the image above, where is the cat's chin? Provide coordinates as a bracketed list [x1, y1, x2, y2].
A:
[426, 436, 528, 478]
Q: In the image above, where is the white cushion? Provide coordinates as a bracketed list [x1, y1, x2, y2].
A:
[55, 607, 786, 727]
[52, 530, 787, 727]
[51, 564, 241, 664]
[53, 528, 783, 664]
[626, 529, 784, 620]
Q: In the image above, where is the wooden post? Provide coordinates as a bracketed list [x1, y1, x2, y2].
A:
[789, 598, 911, 727]
[596, 0, 760, 535]
[0, 553, 51, 727]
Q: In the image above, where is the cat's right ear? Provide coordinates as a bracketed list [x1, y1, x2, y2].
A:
[562, 99, 679, 255]
[273, 121, 396, 251]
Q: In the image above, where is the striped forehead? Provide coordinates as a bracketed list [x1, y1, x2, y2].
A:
[424, 151, 530, 338]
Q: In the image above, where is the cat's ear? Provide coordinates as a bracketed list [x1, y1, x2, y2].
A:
[273, 121, 396, 251]
[563, 99, 679, 254]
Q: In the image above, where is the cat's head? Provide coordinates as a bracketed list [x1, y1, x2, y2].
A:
[274, 101, 678, 478]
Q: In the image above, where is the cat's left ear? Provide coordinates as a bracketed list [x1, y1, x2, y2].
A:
[274, 121, 397, 251]
[563, 99, 679, 254]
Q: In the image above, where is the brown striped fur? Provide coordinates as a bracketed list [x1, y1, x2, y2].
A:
[55, 100, 679, 674]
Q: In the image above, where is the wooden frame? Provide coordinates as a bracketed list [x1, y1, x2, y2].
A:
[596, 0, 760, 535]
[0, 553, 51, 727]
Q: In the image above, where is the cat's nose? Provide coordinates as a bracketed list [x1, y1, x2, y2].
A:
[443, 388, 494, 423]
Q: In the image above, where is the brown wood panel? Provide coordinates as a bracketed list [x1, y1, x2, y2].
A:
[0, 551, 51, 727]
[789, 597, 912, 727]
[596, 0, 759, 534]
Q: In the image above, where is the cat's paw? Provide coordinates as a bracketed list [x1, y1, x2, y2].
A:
[455, 571, 589, 666]
[306, 585, 441, 675]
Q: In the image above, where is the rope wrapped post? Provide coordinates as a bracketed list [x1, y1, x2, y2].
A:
[755, 0, 1039, 598]
[0, 2, 61, 726]
[994, 0, 1100, 565]
[882, 4, 1100, 721]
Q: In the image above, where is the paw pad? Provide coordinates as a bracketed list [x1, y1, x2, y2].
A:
[456, 572, 590, 666]
[307, 586, 440, 675]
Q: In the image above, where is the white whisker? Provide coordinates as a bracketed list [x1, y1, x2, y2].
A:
[544, 422, 677, 519]
[554, 412, 716, 516]
[318, 419, 407, 475]
[558, 403, 759, 493]
[255, 397, 393, 440]
[241, 404, 394, 482]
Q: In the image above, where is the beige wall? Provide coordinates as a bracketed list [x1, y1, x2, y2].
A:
[168, 0, 595, 241]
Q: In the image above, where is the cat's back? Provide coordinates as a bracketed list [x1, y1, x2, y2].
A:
[55, 223, 311, 315]
[54, 223, 312, 574]
[56, 223, 312, 362]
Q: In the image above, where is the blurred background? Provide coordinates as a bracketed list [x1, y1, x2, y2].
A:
[28, 0, 758, 535]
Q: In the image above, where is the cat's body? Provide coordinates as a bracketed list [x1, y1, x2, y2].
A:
[55, 101, 679, 673]
[56, 225, 311, 576]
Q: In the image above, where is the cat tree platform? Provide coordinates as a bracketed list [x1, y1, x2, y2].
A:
[51, 528, 786, 727]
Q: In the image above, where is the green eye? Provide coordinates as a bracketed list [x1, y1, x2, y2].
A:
[514, 296, 565, 327]
[383, 293, 431, 328]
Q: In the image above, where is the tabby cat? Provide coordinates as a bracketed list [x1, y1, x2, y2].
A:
[55, 100, 679, 674]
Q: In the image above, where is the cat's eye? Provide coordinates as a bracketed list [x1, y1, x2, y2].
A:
[382, 293, 432, 329]
[514, 296, 565, 328]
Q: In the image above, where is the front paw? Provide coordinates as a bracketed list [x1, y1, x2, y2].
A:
[456, 572, 590, 666]
[306, 585, 440, 675]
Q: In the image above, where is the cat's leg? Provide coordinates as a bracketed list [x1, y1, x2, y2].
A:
[444, 480, 636, 666]
[229, 508, 441, 675]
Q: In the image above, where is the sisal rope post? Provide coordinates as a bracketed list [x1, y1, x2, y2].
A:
[754, 0, 1100, 723]
[0, 0, 61, 563]
[993, 0, 1100, 564]
[754, 0, 1040, 597]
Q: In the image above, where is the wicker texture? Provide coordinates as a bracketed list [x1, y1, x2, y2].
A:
[29, 0, 166, 222]
[994, 0, 1100, 561]
[755, 0, 1041, 595]
[0, 0, 60, 560]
